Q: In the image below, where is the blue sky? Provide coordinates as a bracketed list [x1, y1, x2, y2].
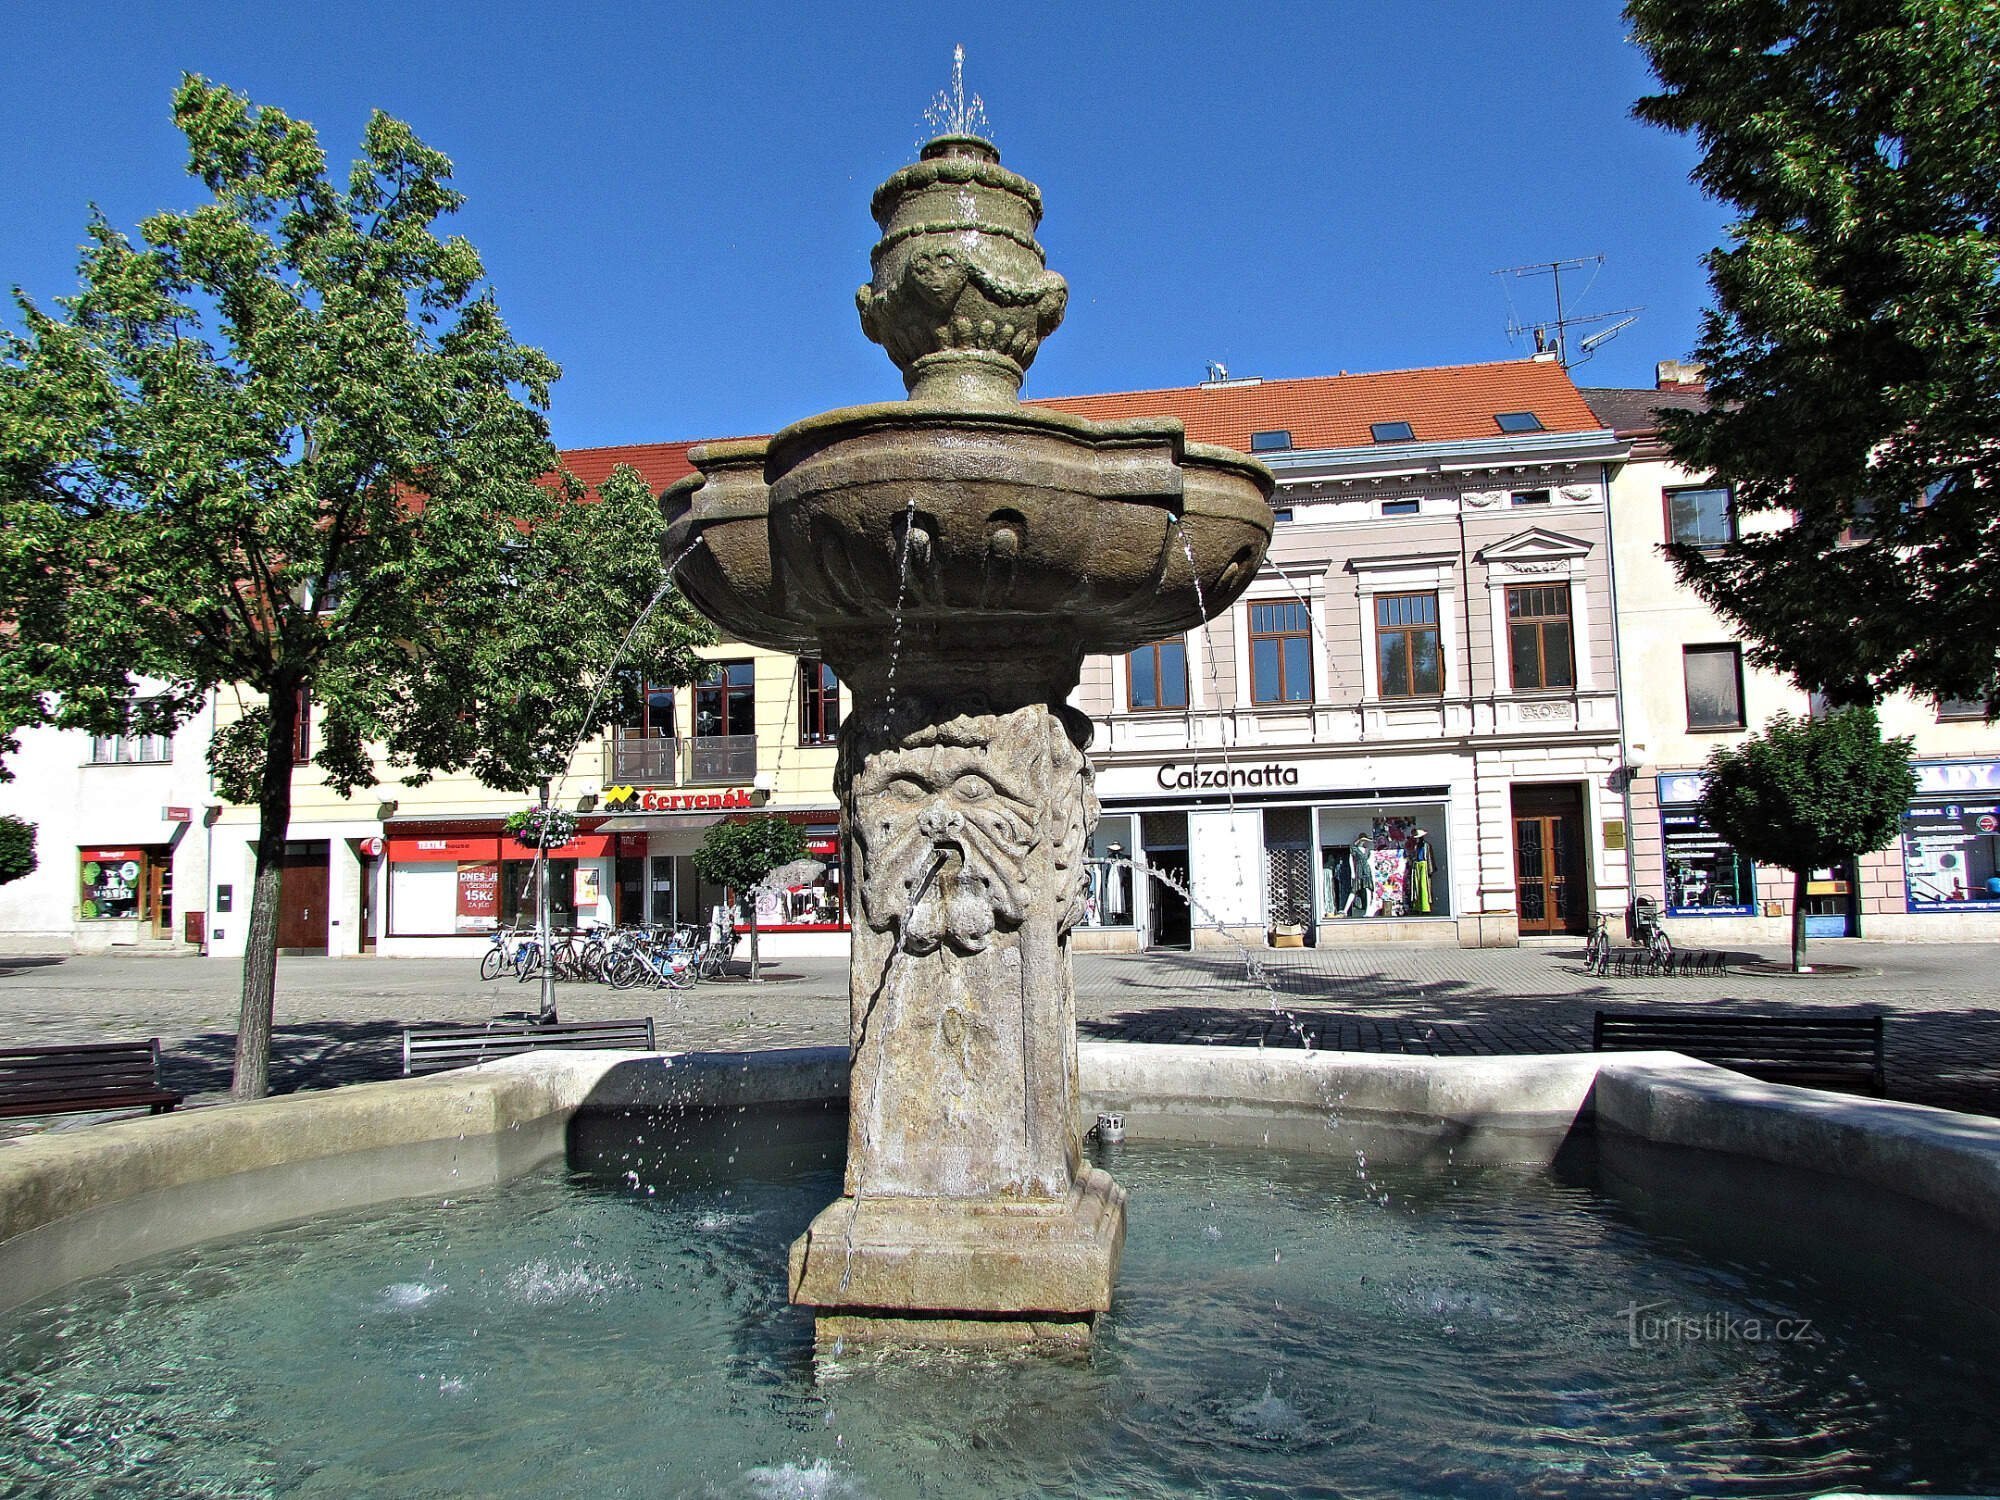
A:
[1, 2, 1728, 451]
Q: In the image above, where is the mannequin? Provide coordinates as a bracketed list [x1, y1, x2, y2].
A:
[1346, 833, 1375, 917]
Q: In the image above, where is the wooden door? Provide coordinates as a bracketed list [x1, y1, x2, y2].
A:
[1512, 784, 1586, 936]
[146, 856, 174, 940]
[357, 851, 377, 953]
[277, 842, 330, 953]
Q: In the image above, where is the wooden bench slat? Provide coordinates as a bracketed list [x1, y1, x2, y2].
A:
[1593, 1010, 1884, 1094]
[401, 1018, 658, 1076]
[0, 1039, 181, 1119]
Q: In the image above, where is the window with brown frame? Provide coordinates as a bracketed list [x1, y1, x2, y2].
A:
[292, 692, 312, 764]
[1375, 592, 1442, 698]
[799, 660, 842, 744]
[1249, 602, 1312, 704]
[1684, 644, 1746, 730]
[1127, 638, 1188, 710]
[1506, 583, 1574, 691]
[694, 660, 755, 739]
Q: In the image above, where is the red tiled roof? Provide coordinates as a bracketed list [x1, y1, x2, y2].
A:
[1028, 359, 1604, 450]
[552, 359, 1604, 491]
[558, 439, 714, 495]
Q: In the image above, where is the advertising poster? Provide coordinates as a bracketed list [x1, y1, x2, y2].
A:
[1902, 800, 2000, 910]
[1661, 807, 1755, 916]
[456, 861, 501, 932]
[78, 849, 146, 920]
[573, 865, 601, 908]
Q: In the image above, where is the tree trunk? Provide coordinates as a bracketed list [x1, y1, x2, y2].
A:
[233, 679, 300, 1100]
[536, 779, 557, 1024]
[1791, 865, 1812, 974]
[748, 902, 761, 983]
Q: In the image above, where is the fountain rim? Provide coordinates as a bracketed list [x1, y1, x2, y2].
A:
[665, 400, 1276, 503]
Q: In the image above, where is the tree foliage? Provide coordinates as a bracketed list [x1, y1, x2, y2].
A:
[1698, 706, 1916, 966]
[0, 814, 35, 887]
[0, 77, 708, 1094]
[693, 816, 811, 984]
[1628, 0, 2000, 710]
[693, 816, 811, 897]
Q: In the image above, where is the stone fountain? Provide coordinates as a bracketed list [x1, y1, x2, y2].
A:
[661, 106, 1273, 1346]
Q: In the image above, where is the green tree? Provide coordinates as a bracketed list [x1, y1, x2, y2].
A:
[691, 816, 812, 984]
[1627, 0, 2000, 712]
[1697, 707, 1917, 971]
[0, 77, 708, 1097]
[0, 815, 35, 886]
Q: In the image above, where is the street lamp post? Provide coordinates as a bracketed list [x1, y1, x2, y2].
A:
[537, 778, 557, 1024]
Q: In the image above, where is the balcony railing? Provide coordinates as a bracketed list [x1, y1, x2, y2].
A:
[689, 734, 757, 784]
[604, 731, 759, 786]
[605, 731, 680, 786]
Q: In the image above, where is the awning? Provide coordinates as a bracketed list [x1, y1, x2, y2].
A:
[594, 812, 728, 834]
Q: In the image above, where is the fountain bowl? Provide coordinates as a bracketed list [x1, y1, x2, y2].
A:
[661, 403, 1272, 688]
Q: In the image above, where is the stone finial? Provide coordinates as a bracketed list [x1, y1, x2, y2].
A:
[856, 135, 1068, 406]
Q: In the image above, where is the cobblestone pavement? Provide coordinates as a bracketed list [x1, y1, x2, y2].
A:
[2, 936, 1997, 1136]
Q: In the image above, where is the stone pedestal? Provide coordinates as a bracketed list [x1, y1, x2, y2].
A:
[789, 1165, 1126, 1348]
[785, 693, 1125, 1346]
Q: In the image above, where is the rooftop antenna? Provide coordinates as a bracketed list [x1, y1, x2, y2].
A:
[1493, 255, 1642, 368]
[1206, 360, 1230, 383]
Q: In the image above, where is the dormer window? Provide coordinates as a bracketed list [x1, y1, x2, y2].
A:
[1250, 430, 1293, 452]
[1370, 420, 1415, 443]
[1495, 411, 1545, 433]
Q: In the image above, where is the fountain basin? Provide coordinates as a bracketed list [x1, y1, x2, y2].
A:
[5, 1049, 2000, 1496]
[662, 402, 1272, 689]
[8, 1045, 2000, 1311]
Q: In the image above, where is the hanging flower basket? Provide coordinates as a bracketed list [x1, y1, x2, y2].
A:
[505, 806, 578, 851]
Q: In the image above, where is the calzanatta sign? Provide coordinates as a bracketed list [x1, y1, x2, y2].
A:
[602, 785, 755, 812]
[1156, 761, 1301, 791]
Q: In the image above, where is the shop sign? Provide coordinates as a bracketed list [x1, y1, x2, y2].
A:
[388, 834, 500, 863]
[1902, 798, 2000, 910]
[163, 806, 192, 823]
[456, 861, 501, 931]
[1661, 807, 1755, 916]
[573, 866, 602, 907]
[601, 785, 755, 812]
[360, 836, 385, 857]
[1155, 761, 1301, 792]
[1658, 772, 1709, 805]
[1914, 761, 2000, 796]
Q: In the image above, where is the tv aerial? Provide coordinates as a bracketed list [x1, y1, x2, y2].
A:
[1494, 255, 1641, 369]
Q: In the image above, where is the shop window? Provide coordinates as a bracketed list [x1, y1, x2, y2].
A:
[1903, 798, 2000, 908]
[1249, 601, 1312, 704]
[799, 660, 841, 744]
[1666, 485, 1734, 548]
[1375, 592, 1442, 698]
[1506, 583, 1574, 691]
[502, 859, 579, 928]
[1081, 814, 1136, 928]
[78, 848, 148, 919]
[1683, 645, 1745, 730]
[1318, 809, 1447, 918]
[88, 697, 171, 765]
[1662, 804, 1756, 914]
[695, 660, 755, 738]
[1127, 638, 1188, 711]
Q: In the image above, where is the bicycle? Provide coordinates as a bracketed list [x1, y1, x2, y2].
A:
[479, 925, 531, 982]
[1631, 897, 1674, 975]
[1584, 911, 1613, 975]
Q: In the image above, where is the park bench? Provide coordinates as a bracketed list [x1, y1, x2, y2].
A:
[401, 1016, 658, 1076]
[1593, 1009, 1886, 1095]
[0, 1039, 183, 1119]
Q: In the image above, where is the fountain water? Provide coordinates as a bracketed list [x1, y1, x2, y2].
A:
[662, 88, 1273, 1347]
